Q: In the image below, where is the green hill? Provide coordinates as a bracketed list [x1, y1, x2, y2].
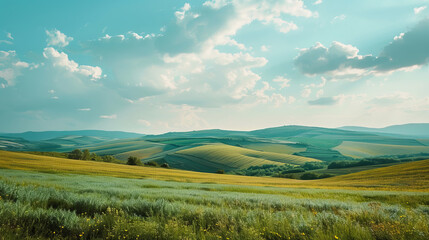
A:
[159, 143, 320, 173]
[333, 141, 429, 158]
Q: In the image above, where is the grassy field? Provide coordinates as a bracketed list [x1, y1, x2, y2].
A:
[1, 150, 429, 191]
[165, 144, 319, 172]
[240, 143, 306, 154]
[333, 141, 429, 158]
[0, 167, 428, 239]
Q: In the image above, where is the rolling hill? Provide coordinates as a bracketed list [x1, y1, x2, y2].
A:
[158, 143, 319, 173]
[340, 123, 429, 138]
[0, 150, 427, 191]
[0, 130, 144, 141]
[333, 141, 429, 158]
[1, 125, 429, 173]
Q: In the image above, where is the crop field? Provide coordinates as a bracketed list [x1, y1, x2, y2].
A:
[0, 167, 428, 240]
[1, 150, 429, 191]
[170, 144, 319, 172]
[240, 143, 306, 155]
[333, 141, 429, 158]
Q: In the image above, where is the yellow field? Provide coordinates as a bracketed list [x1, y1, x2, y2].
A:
[333, 141, 429, 158]
[0, 150, 428, 191]
[241, 143, 306, 154]
[114, 146, 165, 160]
[175, 143, 318, 169]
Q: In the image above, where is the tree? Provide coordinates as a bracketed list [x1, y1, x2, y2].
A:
[160, 163, 170, 168]
[216, 169, 225, 174]
[300, 172, 319, 180]
[68, 149, 83, 160]
[127, 156, 141, 166]
[82, 149, 91, 160]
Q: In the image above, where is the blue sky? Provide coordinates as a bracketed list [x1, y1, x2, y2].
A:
[1, 0, 429, 134]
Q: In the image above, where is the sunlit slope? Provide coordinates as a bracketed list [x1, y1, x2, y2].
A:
[0, 150, 428, 191]
[165, 144, 320, 172]
[240, 143, 306, 154]
[86, 139, 173, 159]
[321, 159, 429, 190]
[333, 141, 429, 158]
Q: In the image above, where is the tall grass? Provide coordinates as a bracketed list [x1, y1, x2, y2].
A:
[0, 169, 428, 239]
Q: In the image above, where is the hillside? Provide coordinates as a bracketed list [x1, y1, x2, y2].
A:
[160, 143, 319, 172]
[1, 150, 428, 191]
[340, 123, 429, 138]
[333, 141, 429, 158]
[0, 130, 144, 141]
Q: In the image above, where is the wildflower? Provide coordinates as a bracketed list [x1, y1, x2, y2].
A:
[335, 235, 339, 239]
[302, 233, 305, 236]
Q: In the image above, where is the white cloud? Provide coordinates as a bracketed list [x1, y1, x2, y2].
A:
[100, 114, 117, 119]
[414, 6, 426, 14]
[46, 29, 73, 47]
[316, 89, 324, 98]
[81, 0, 314, 108]
[313, 0, 322, 5]
[260, 45, 269, 52]
[6, 32, 13, 40]
[78, 108, 91, 111]
[0, 50, 25, 87]
[331, 14, 346, 23]
[43, 47, 102, 80]
[138, 119, 151, 126]
[14, 61, 29, 68]
[175, 3, 191, 21]
[301, 88, 311, 97]
[273, 76, 290, 89]
[294, 19, 429, 80]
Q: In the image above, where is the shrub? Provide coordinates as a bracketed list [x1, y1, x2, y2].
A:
[319, 173, 335, 179]
[160, 163, 170, 168]
[144, 161, 159, 167]
[216, 169, 225, 174]
[127, 156, 141, 166]
[68, 149, 83, 160]
[300, 172, 319, 180]
[281, 168, 305, 174]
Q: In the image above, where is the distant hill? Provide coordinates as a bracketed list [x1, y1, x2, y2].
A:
[2, 125, 429, 173]
[0, 130, 144, 141]
[340, 123, 429, 138]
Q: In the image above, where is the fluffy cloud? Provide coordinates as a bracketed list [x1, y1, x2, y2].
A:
[6, 32, 13, 40]
[138, 119, 151, 127]
[414, 6, 426, 14]
[294, 19, 429, 79]
[273, 76, 290, 89]
[83, 1, 313, 107]
[100, 114, 117, 119]
[0, 50, 31, 87]
[46, 29, 73, 47]
[43, 47, 102, 80]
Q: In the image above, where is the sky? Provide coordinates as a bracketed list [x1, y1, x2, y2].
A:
[1, 0, 429, 134]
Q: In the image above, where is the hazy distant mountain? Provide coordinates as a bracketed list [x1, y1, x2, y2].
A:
[339, 123, 429, 138]
[0, 130, 144, 141]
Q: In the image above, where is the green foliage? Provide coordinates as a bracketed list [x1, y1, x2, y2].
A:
[216, 169, 225, 174]
[302, 162, 326, 170]
[68, 149, 83, 160]
[82, 149, 91, 160]
[328, 158, 399, 169]
[160, 163, 170, 168]
[127, 156, 141, 166]
[144, 161, 158, 167]
[0, 169, 428, 240]
[300, 172, 319, 180]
